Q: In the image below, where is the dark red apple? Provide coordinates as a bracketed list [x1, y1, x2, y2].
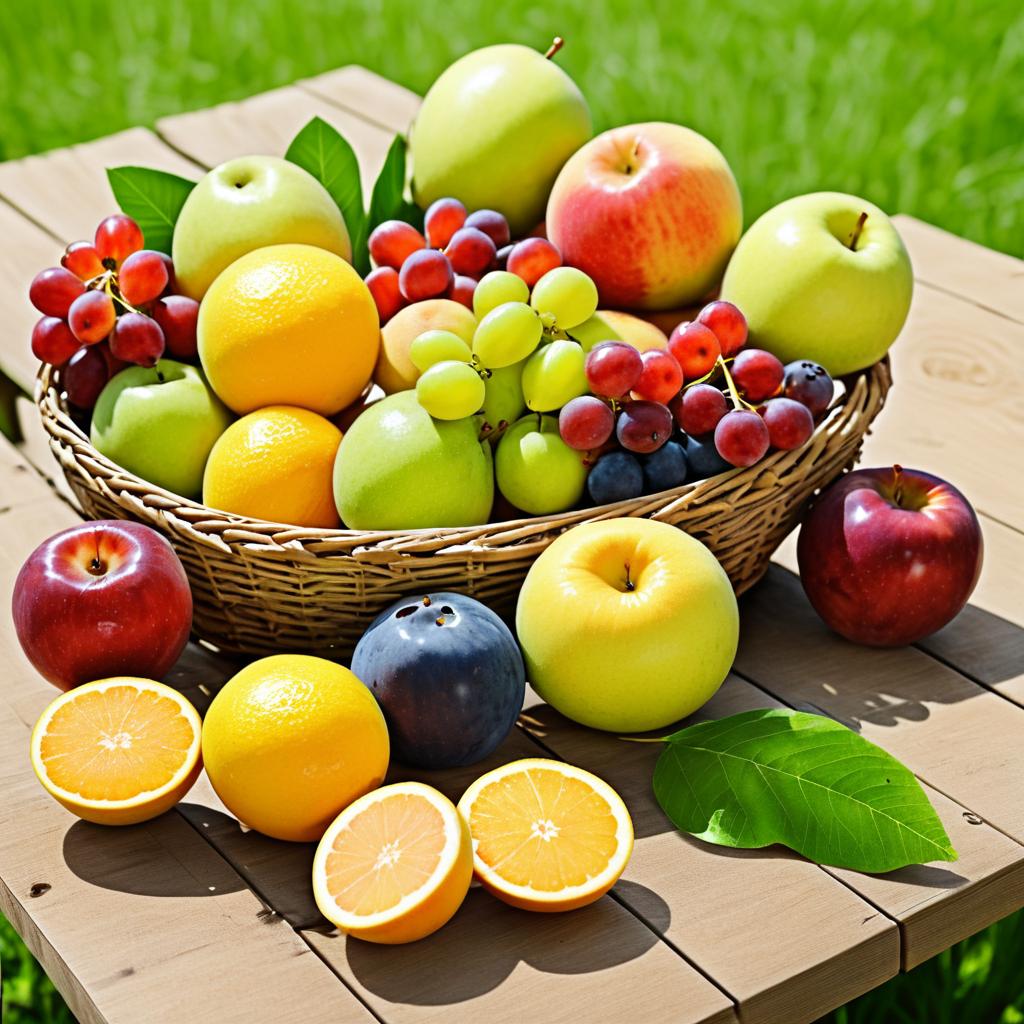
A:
[797, 466, 983, 646]
[12, 520, 193, 690]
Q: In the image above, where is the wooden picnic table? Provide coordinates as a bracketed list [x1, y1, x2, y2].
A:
[0, 66, 1022, 1024]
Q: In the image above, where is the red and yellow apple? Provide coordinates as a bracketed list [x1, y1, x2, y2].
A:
[516, 517, 739, 732]
[12, 520, 193, 690]
[797, 466, 983, 647]
[546, 123, 742, 311]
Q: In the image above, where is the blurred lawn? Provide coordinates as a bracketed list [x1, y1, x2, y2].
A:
[1, 0, 1023, 1021]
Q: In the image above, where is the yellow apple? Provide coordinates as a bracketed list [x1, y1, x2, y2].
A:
[516, 518, 738, 732]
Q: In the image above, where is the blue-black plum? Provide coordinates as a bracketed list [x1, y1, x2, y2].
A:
[684, 434, 731, 480]
[642, 440, 687, 493]
[351, 592, 525, 769]
[586, 451, 643, 505]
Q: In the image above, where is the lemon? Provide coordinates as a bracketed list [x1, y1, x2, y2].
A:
[198, 244, 379, 417]
[201, 655, 389, 842]
[203, 405, 342, 528]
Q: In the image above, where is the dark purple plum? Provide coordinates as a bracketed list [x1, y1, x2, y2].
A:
[351, 592, 525, 769]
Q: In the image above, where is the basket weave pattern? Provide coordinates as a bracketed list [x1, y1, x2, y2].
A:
[37, 360, 890, 659]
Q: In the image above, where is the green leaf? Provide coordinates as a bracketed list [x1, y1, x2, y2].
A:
[284, 115, 366, 270]
[106, 166, 196, 254]
[360, 134, 423, 273]
[653, 708, 957, 873]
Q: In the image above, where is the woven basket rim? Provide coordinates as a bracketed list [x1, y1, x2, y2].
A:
[36, 358, 892, 556]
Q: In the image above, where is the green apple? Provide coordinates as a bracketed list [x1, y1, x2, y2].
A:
[333, 391, 492, 529]
[516, 517, 739, 732]
[91, 360, 232, 499]
[721, 192, 913, 376]
[495, 415, 587, 515]
[411, 44, 592, 236]
[172, 156, 351, 300]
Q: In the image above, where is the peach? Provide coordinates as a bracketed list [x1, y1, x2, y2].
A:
[546, 123, 742, 311]
[375, 299, 477, 394]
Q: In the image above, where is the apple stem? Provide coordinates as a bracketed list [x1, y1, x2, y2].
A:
[544, 37, 565, 59]
[88, 557, 105, 576]
[892, 463, 904, 507]
[848, 212, 868, 251]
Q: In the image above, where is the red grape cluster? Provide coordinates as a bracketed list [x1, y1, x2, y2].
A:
[364, 199, 563, 324]
[28, 214, 199, 409]
[556, 300, 835, 506]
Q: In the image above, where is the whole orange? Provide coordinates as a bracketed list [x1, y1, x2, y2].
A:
[198, 244, 379, 416]
[203, 406, 342, 528]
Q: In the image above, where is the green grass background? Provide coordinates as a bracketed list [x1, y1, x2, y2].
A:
[1, 0, 1023, 1020]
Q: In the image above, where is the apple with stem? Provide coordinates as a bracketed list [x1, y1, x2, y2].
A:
[797, 466, 983, 647]
[12, 520, 193, 690]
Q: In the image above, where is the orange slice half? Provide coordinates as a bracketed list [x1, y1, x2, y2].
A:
[312, 781, 472, 944]
[31, 677, 202, 826]
[457, 758, 634, 912]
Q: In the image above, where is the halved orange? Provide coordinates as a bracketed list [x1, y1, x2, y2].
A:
[31, 677, 202, 826]
[312, 781, 472, 944]
[457, 758, 634, 912]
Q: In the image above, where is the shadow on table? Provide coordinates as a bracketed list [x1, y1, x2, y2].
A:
[331, 881, 671, 1005]
[62, 814, 247, 898]
[735, 566, 1020, 729]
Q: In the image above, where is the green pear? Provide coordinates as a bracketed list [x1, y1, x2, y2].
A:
[411, 44, 592, 236]
[172, 156, 351, 300]
[721, 192, 913, 377]
[333, 391, 493, 529]
[91, 360, 232, 499]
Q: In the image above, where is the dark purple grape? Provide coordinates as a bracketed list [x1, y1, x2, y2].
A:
[783, 360, 834, 415]
[616, 400, 673, 454]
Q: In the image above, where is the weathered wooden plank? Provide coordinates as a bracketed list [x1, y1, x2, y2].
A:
[0, 421, 55, 511]
[858, 283, 1024, 533]
[894, 215, 1024, 326]
[157, 85, 394, 190]
[300, 66, 420, 135]
[773, 515, 1024, 711]
[735, 566, 1024, 846]
[0, 488, 375, 1024]
[0, 128, 201, 245]
[522, 680, 902, 1024]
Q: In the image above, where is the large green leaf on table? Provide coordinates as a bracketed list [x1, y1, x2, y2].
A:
[285, 116, 366, 269]
[106, 167, 196, 254]
[653, 708, 957, 873]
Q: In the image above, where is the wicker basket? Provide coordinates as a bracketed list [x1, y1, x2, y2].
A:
[37, 359, 890, 660]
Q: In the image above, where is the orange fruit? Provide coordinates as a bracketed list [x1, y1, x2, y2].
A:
[201, 655, 389, 842]
[203, 406, 342, 528]
[313, 781, 472, 943]
[457, 758, 633, 912]
[31, 678, 202, 826]
[198, 243, 379, 416]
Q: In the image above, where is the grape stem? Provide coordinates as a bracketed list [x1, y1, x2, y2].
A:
[544, 37, 565, 59]
[103, 275, 143, 316]
[717, 356, 757, 411]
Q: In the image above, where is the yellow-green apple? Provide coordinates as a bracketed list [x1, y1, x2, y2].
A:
[517, 517, 738, 731]
[495, 415, 587, 514]
[91, 359, 232, 499]
[411, 43, 592, 237]
[571, 310, 668, 353]
[333, 391, 492, 528]
[546, 123, 742, 310]
[12, 520, 192, 691]
[797, 466, 982, 646]
[376, 299, 477, 394]
[172, 156, 351, 300]
[721, 192, 913, 376]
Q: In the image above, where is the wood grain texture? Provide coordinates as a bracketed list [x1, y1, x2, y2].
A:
[857, 282, 1024, 532]
[520, 680, 897, 1024]
[736, 567, 1024, 846]
[894, 215, 1024, 325]
[301, 66, 421, 136]
[157, 84, 394, 189]
[0, 466, 373, 1024]
[0, 127, 201, 244]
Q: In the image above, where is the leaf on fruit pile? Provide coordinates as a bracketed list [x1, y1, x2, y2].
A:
[285, 116, 366, 269]
[653, 708, 957, 873]
[107, 167, 196, 255]
[367, 134, 423, 243]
